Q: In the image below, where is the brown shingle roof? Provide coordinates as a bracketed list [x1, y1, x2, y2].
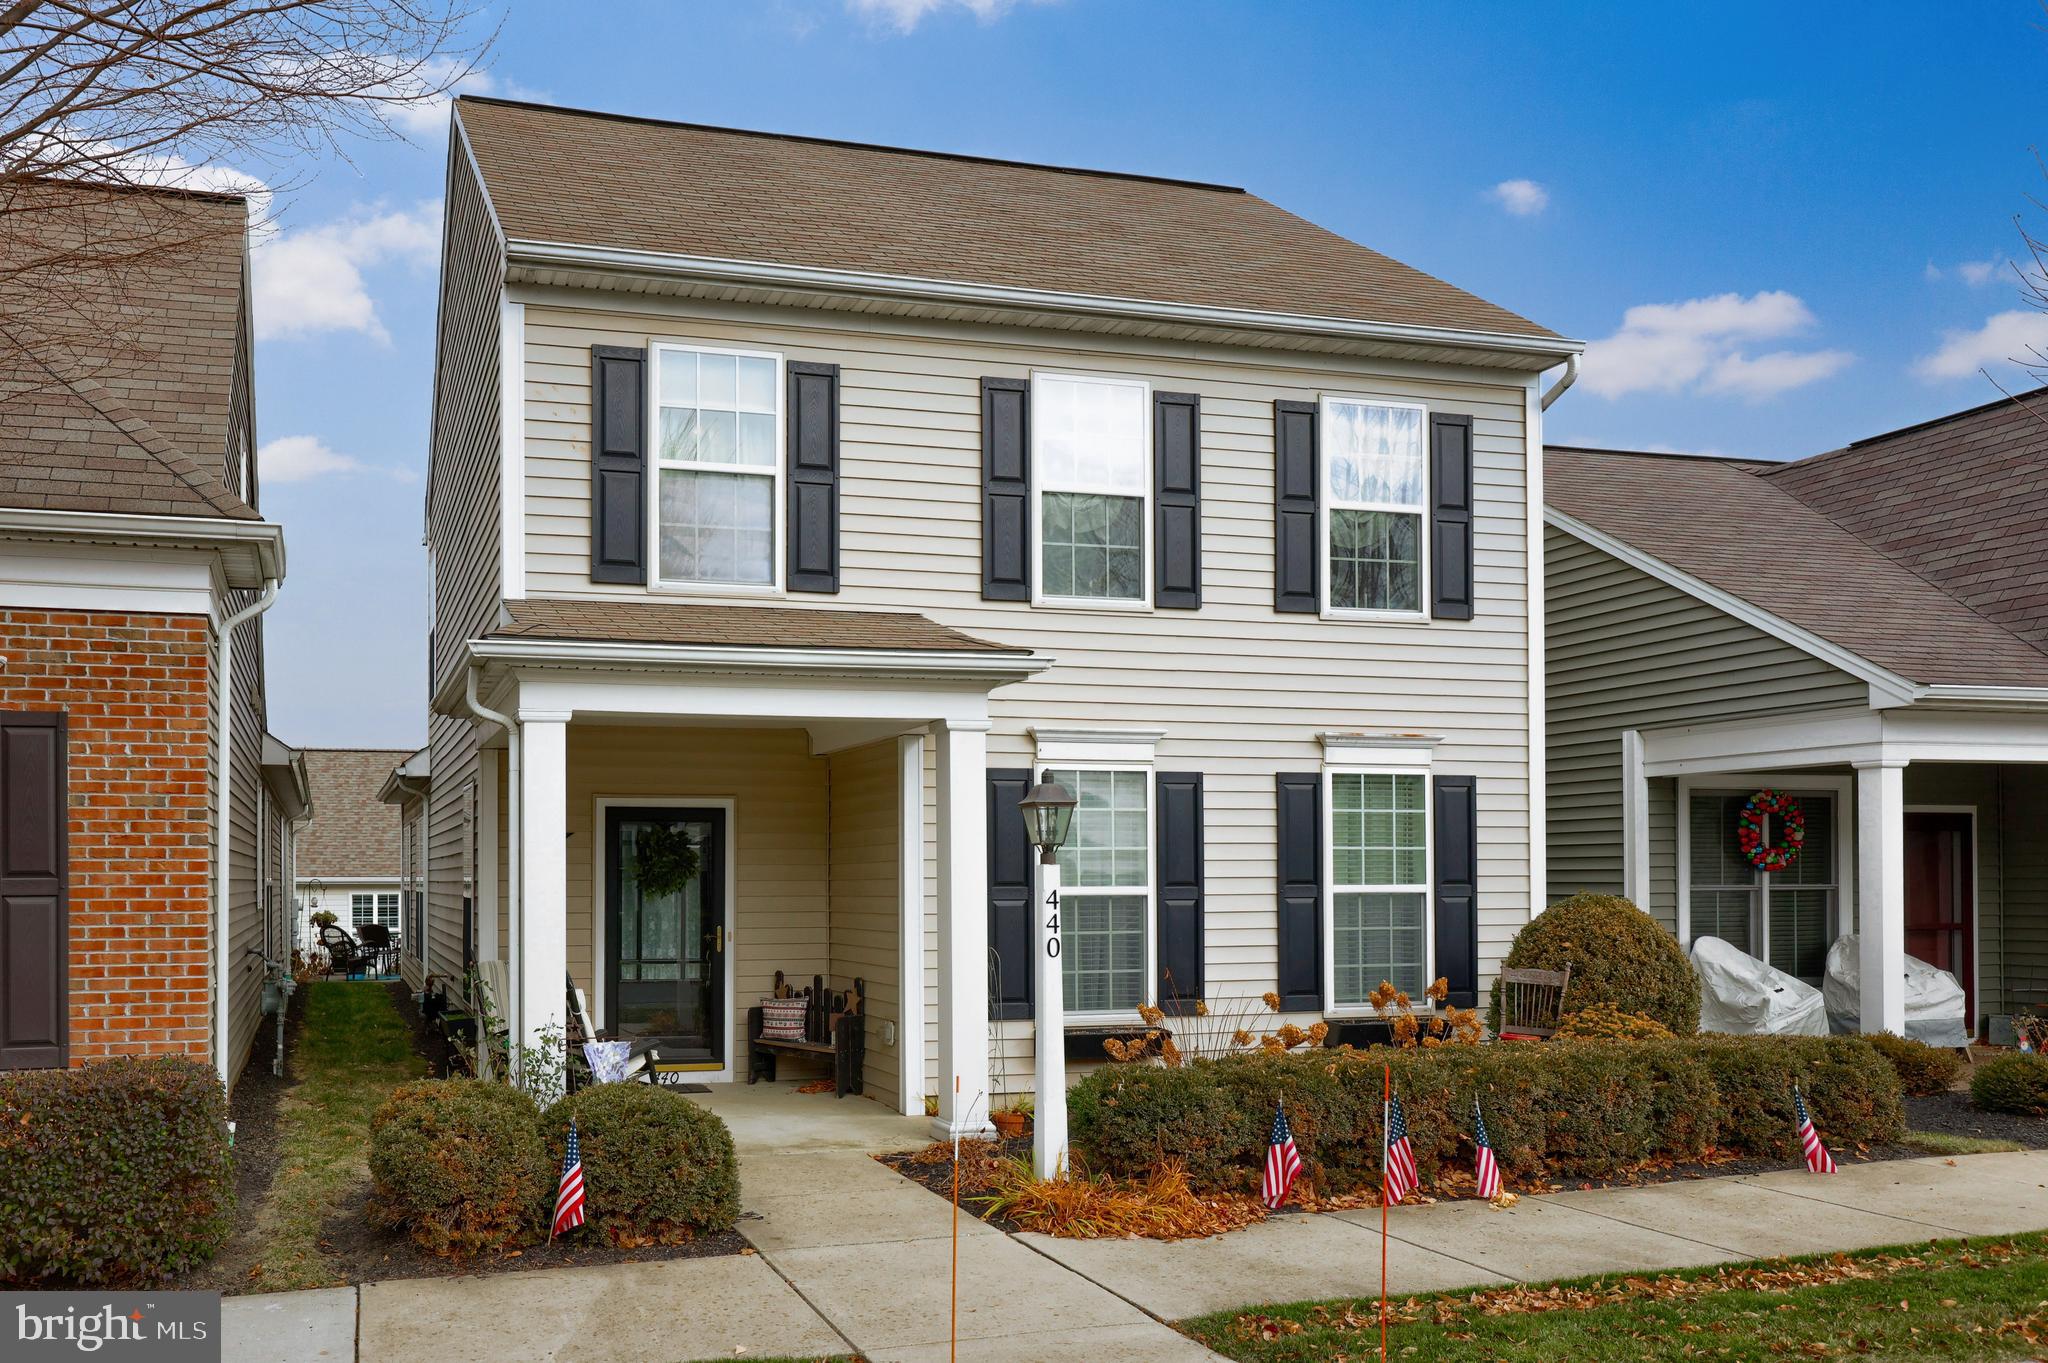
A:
[297, 749, 412, 879]
[455, 97, 1559, 342]
[1545, 446, 2048, 689]
[1758, 389, 2048, 654]
[492, 598, 1028, 653]
[0, 180, 257, 519]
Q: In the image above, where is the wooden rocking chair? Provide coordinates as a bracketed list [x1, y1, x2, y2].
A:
[1497, 964, 1572, 1039]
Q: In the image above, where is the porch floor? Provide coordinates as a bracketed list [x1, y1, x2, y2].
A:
[688, 1079, 930, 1156]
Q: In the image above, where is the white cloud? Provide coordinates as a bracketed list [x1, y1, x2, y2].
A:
[848, 0, 1045, 33]
[251, 202, 441, 343]
[1912, 309, 2048, 380]
[1487, 179, 1549, 217]
[1927, 255, 2011, 287]
[260, 435, 416, 485]
[1581, 290, 1852, 401]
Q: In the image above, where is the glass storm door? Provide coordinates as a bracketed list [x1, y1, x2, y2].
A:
[605, 807, 724, 1065]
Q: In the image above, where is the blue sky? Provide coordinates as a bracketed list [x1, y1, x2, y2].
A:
[254, 0, 2048, 746]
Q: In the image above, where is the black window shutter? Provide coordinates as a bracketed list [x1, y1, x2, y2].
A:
[987, 768, 1034, 1019]
[1275, 772, 1322, 1010]
[1433, 774, 1480, 1008]
[1153, 391, 1202, 609]
[1155, 772, 1204, 1010]
[1429, 411, 1475, 620]
[1273, 400, 1319, 612]
[590, 345, 648, 585]
[786, 361, 841, 593]
[0, 712, 66, 1070]
[981, 378, 1030, 601]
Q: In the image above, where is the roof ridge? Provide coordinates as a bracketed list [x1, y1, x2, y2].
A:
[456, 95, 1248, 195]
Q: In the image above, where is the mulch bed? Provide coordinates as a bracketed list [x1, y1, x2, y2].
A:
[879, 1134, 1034, 1232]
[1906, 1088, 2048, 1149]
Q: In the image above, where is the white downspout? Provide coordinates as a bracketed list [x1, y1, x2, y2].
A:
[215, 580, 279, 1087]
[1540, 353, 1581, 411]
[464, 666, 519, 1061]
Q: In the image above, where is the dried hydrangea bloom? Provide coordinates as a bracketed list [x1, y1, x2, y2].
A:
[1426, 977, 1450, 1004]
[1160, 1036, 1183, 1066]
[1305, 1021, 1330, 1046]
[1231, 1029, 1254, 1049]
[1194, 1000, 1210, 1017]
[1261, 991, 1282, 1012]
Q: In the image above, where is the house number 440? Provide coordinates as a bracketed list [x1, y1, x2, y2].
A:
[1044, 888, 1061, 957]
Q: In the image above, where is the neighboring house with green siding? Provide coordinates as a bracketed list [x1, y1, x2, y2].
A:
[1544, 390, 2048, 1040]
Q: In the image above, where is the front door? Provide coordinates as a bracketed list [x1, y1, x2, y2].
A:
[605, 807, 725, 1067]
[1904, 811, 1974, 1024]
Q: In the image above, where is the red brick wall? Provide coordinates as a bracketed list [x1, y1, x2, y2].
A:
[0, 609, 211, 1064]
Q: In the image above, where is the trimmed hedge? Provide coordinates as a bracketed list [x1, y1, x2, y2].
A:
[1069, 1035, 1902, 1196]
[544, 1084, 739, 1246]
[1971, 1053, 2048, 1117]
[1494, 894, 1700, 1036]
[369, 1080, 552, 1256]
[0, 1057, 234, 1285]
[1866, 1032, 1964, 1098]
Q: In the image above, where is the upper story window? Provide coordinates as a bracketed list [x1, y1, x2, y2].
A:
[1328, 769, 1431, 1006]
[1033, 372, 1150, 605]
[653, 343, 784, 590]
[1321, 397, 1427, 617]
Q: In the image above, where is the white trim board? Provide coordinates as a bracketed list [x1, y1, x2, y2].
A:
[590, 795, 740, 1085]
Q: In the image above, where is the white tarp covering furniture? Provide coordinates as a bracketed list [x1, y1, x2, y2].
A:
[1691, 935, 1830, 1036]
[1822, 935, 1970, 1047]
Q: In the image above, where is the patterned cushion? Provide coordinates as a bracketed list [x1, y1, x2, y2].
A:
[760, 996, 808, 1042]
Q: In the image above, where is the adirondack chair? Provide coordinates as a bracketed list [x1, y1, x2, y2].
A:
[1497, 964, 1572, 1039]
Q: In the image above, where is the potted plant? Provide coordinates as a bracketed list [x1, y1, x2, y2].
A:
[991, 1094, 1032, 1140]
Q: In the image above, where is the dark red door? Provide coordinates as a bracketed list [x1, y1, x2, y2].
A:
[0, 712, 66, 1069]
[1903, 812, 1973, 1026]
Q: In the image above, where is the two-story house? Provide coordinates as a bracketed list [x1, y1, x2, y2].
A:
[417, 96, 1581, 1132]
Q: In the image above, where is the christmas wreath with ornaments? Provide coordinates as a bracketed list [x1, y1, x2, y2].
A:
[1736, 788, 1804, 872]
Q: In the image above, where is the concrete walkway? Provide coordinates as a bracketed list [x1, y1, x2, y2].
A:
[221, 1088, 2048, 1362]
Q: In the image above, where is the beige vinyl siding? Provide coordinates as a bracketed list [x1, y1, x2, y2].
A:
[564, 726, 828, 1067]
[1545, 526, 1869, 928]
[518, 295, 1538, 1046]
[421, 131, 507, 984]
[828, 739, 901, 1107]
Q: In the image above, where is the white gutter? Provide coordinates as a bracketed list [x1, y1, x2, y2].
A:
[0, 507, 285, 585]
[1540, 353, 1580, 411]
[505, 238, 1586, 364]
[464, 636, 1051, 678]
[464, 667, 519, 1073]
[215, 579, 279, 1087]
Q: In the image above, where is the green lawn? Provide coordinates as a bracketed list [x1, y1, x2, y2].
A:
[1181, 1232, 2048, 1362]
[248, 981, 426, 1290]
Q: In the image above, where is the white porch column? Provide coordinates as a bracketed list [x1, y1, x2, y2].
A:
[897, 732, 928, 1119]
[477, 747, 500, 966]
[518, 710, 570, 1077]
[933, 719, 993, 1138]
[1621, 730, 1650, 906]
[1856, 759, 1908, 1035]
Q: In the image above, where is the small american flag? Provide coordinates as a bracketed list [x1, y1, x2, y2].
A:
[1384, 1091, 1419, 1205]
[1263, 1102, 1302, 1209]
[552, 1120, 588, 1237]
[1472, 1098, 1502, 1202]
[1795, 1088, 1837, 1175]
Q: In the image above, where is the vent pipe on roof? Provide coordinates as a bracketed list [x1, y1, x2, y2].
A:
[1540, 354, 1580, 411]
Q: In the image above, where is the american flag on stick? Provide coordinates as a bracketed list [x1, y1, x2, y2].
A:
[551, 1119, 587, 1238]
[1383, 1090, 1419, 1205]
[1472, 1098, 1502, 1202]
[1263, 1101, 1302, 1209]
[1795, 1088, 1837, 1175]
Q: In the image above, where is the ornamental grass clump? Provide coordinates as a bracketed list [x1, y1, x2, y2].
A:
[974, 1157, 1264, 1240]
[369, 1079, 551, 1257]
[544, 1083, 738, 1245]
[1494, 893, 1701, 1035]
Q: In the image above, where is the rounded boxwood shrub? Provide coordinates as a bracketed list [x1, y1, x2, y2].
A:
[0, 1057, 233, 1285]
[1494, 894, 1700, 1036]
[1971, 1053, 2048, 1117]
[545, 1084, 739, 1245]
[1866, 1032, 1963, 1098]
[369, 1079, 551, 1257]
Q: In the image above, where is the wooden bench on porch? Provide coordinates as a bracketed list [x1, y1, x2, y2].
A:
[748, 971, 866, 1097]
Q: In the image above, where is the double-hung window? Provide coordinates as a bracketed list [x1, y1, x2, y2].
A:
[352, 891, 400, 933]
[1328, 770, 1431, 1005]
[1047, 767, 1152, 1014]
[1321, 397, 1427, 616]
[652, 343, 783, 589]
[1033, 373, 1150, 605]
[1685, 787, 1838, 983]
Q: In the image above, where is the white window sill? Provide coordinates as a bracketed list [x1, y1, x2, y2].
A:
[1031, 595, 1155, 614]
[648, 580, 787, 601]
[1320, 607, 1431, 625]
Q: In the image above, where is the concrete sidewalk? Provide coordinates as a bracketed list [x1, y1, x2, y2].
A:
[221, 1100, 2048, 1362]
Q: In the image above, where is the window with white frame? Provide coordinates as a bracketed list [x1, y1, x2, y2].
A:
[653, 343, 783, 588]
[352, 891, 400, 932]
[1686, 789, 1836, 982]
[1329, 770, 1430, 1003]
[1321, 398, 1426, 615]
[1033, 373, 1149, 603]
[1047, 767, 1151, 1013]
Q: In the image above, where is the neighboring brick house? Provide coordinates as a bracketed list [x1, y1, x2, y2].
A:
[0, 179, 301, 1090]
[294, 748, 410, 951]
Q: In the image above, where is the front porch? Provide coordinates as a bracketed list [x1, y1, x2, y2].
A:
[1620, 705, 2048, 1036]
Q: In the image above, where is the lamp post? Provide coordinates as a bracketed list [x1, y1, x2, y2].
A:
[1018, 771, 1078, 1180]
